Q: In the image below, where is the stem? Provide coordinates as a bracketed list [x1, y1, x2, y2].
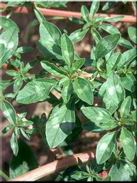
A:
[0, 3, 136, 23]
[9, 151, 94, 181]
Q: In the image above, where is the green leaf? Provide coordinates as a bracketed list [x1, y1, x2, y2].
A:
[121, 73, 136, 92]
[99, 73, 124, 114]
[119, 96, 131, 118]
[16, 79, 56, 104]
[109, 161, 136, 181]
[46, 105, 75, 148]
[0, 80, 11, 91]
[96, 132, 116, 164]
[36, 1, 67, 8]
[10, 132, 19, 156]
[13, 78, 23, 93]
[16, 46, 33, 54]
[61, 34, 74, 67]
[103, 15, 124, 22]
[91, 29, 102, 44]
[71, 58, 85, 73]
[69, 29, 88, 43]
[0, 100, 16, 124]
[10, 59, 21, 68]
[82, 121, 103, 132]
[2, 124, 13, 134]
[39, 20, 62, 60]
[61, 79, 73, 104]
[129, 111, 137, 122]
[41, 61, 66, 77]
[117, 48, 136, 69]
[34, 8, 46, 24]
[73, 78, 93, 105]
[120, 127, 136, 161]
[90, 1, 100, 16]
[9, 140, 38, 178]
[128, 27, 137, 44]
[0, 17, 19, 68]
[69, 17, 84, 25]
[71, 170, 88, 180]
[81, 107, 117, 130]
[100, 24, 120, 34]
[95, 34, 120, 60]
[81, 5, 89, 22]
[6, 70, 18, 77]
[106, 52, 121, 74]
[118, 37, 133, 49]
[102, 2, 114, 11]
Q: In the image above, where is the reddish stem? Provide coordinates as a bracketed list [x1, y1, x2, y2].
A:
[9, 151, 95, 181]
[0, 3, 136, 23]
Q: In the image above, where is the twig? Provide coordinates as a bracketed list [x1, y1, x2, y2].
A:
[0, 3, 136, 23]
[9, 151, 94, 181]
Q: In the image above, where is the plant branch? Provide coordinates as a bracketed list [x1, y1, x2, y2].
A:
[9, 151, 95, 181]
[0, 3, 136, 23]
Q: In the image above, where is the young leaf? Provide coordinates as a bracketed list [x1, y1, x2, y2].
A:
[81, 107, 117, 130]
[13, 78, 23, 93]
[99, 72, 124, 114]
[16, 79, 56, 104]
[128, 27, 137, 44]
[41, 61, 66, 77]
[69, 29, 88, 43]
[95, 34, 120, 60]
[102, 2, 114, 11]
[91, 29, 102, 44]
[81, 5, 89, 22]
[120, 127, 136, 161]
[119, 96, 131, 118]
[10, 132, 19, 156]
[73, 78, 93, 105]
[71, 58, 85, 73]
[90, 1, 100, 16]
[46, 105, 75, 148]
[61, 34, 74, 67]
[0, 100, 16, 124]
[9, 140, 38, 178]
[96, 132, 116, 164]
[100, 24, 120, 34]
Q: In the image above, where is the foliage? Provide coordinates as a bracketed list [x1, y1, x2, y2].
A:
[0, 1, 136, 181]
